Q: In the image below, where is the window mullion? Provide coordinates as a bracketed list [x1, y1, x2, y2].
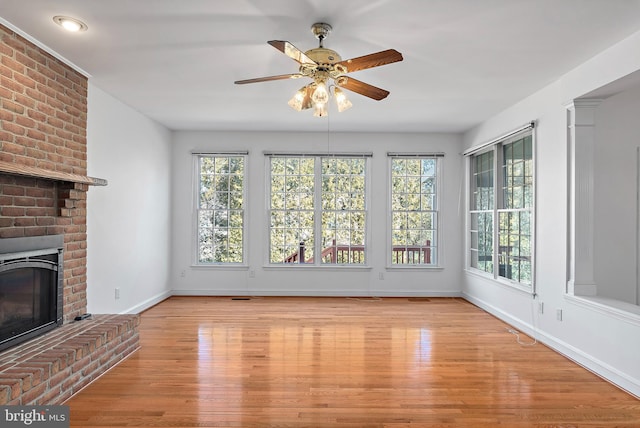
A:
[493, 146, 500, 279]
[313, 156, 323, 266]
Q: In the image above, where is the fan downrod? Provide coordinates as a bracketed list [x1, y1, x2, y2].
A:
[311, 23, 332, 47]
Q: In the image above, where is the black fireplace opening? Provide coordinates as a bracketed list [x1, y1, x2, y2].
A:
[0, 235, 64, 352]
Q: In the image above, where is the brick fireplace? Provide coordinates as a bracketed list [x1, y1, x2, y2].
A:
[0, 22, 90, 319]
[1, 23, 139, 404]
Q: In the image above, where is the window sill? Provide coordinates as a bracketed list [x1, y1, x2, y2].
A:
[464, 268, 534, 295]
[191, 264, 249, 270]
[565, 294, 640, 326]
[262, 265, 372, 271]
[386, 265, 444, 271]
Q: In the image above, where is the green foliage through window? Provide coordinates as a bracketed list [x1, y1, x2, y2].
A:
[197, 155, 245, 263]
[499, 135, 533, 283]
[269, 156, 368, 265]
[470, 151, 494, 273]
[468, 133, 533, 286]
[269, 157, 316, 264]
[390, 157, 439, 265]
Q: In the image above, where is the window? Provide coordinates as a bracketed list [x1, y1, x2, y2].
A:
[196, 154, 245, 264]
[389, 155, 441, 266]
[269, 157, 316, 263]
[499, 137, 533, 283]
[467, 127, 534, 287]
[470, 151, 494, 273]
[269, 155, 368, 265]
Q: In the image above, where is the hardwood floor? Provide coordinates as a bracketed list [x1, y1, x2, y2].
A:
[65, 296, 640, 427]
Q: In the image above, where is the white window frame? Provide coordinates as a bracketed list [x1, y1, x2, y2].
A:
[265, 153, 371, 267]
[193, 152, 248, 266]
[469, 150, 495, 275]
[465, 123, 536, 293]
[387, 153, 443, 268]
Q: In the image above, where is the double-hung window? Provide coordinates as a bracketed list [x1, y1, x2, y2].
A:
[196, 154, 246, 264]
[470, 150, 494, 274]
[268, 154, 369, 265]
[467, 125, 534, 288]
[389, 154, 441, 266]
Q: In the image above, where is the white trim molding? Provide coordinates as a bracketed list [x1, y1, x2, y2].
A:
[566, 99, 603, 296]
[0, 17, 91, 78]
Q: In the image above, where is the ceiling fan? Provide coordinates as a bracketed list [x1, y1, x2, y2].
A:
[234, 23, 403, 117]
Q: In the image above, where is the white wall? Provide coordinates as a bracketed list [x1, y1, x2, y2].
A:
[462, 30, 640, 397]
[171, 131, 463, 296]
[594, 85, 640, 304]
[86, 83, 172, 314]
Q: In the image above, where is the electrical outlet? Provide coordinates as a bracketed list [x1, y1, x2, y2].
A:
[180, 270, 186, 277]
[115, 288, 120, 300]
[556, 308, 563, 321]
[538, 302, 544, 314]
[249, 270, 256, 278]
[378, 272, 385, 280]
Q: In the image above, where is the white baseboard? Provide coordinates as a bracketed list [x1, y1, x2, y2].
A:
[171, 289, 461, 298]
[462, 292, 640, 399]
[121, 290, 172, 314]
[372, 291, 462, 297]
[171, 289, 252, 296]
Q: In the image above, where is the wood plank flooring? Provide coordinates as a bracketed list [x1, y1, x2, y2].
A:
[65, 296, 640, 427]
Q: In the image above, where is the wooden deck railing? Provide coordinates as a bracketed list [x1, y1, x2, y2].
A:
[284, 240, 431, 264]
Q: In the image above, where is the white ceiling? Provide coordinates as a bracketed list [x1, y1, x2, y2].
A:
[2, 0, 640, 133]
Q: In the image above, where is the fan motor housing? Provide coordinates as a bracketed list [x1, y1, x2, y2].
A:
[304, 47, 342, 65]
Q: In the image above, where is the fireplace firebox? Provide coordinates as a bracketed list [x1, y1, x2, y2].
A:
[0, 235, 64, 352]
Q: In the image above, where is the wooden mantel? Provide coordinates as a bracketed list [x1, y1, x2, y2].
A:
[0, 161, 107, 186]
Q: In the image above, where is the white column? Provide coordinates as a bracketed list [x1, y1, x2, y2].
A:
[566, 99, 602, 296]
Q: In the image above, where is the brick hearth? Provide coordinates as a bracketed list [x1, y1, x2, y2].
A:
[0, 315, 139, 405]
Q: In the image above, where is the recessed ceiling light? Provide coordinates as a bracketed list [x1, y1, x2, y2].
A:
[53, 16, 88, 33]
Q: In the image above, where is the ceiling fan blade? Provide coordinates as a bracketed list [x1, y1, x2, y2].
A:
[337, 77, 390, 101]
[337, 49, 403, 73]
[300, 86, 314, 110]
[234, 74, 304, 84]
[268, 40, 317, 65]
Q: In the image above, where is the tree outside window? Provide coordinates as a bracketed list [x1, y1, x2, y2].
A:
[468, 131, 534, 287]
[470, 151, 494, 273]
[197, 155, 245, 264]
[390, 157, 440, 265]
[269, 155, 368, 265]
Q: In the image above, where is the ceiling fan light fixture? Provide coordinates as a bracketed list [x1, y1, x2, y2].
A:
[313, 102, 328, 117]
[53, 15, 88, 32]
[334, 87, 353, 112]
[311, 80, 329, 105]
[287, 87, 306, 111]
[288, 85, 314, 111]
